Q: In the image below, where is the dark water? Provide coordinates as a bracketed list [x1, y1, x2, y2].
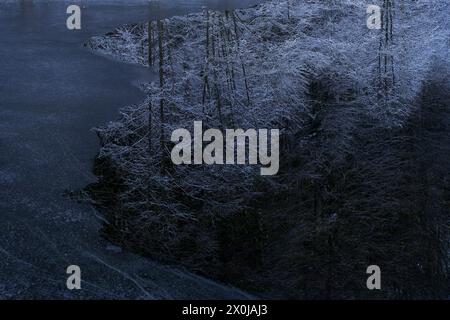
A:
[0, 0, 260, 299]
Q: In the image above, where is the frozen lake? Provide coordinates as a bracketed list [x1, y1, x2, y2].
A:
[0, 0, 260, 298]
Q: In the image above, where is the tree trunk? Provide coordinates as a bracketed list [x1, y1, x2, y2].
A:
[158, 19, 165, 157]
[148, 21, 153, 66]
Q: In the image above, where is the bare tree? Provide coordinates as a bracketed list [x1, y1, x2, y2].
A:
[158, 19, 166, 158]
[148, 21, 154, 66]
[378, 0, 395, 100]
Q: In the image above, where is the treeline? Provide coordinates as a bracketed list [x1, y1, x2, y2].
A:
[85, 0, 450, 298]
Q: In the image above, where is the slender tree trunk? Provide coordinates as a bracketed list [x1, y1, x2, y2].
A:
[158, 19, 165, 157]
[148, 21, 153, 66]
[378, 0, 395, 101]
[287, 0, 290, 20]
[202, 9, 211, 109]
[147, 97, 153, 201]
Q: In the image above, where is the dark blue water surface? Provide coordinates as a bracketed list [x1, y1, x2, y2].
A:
[0, 0, 261, 299]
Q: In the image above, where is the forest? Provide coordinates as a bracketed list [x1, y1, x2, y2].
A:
[84, 0, 450, 299]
